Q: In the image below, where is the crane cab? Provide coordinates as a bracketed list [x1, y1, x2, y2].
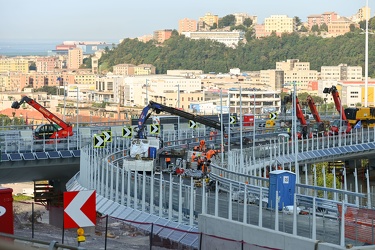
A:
[34, 124, 61, 139]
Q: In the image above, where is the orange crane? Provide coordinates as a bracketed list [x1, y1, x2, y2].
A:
[284, 94, 310, 139]
[306, 95, 328, 136]
[11, 96, 74, 140]
[323, 86, 351, 134]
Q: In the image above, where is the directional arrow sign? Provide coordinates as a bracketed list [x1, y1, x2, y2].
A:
[269, 112, 278, 120]
[149, 124, 160, 134]
[189, 120, 197, 129]
[122, 126, 133, 138]
[102, 130, 112, 142]
[230, 116, 237, 124]
[64, 190, 96, 229]
[93, 134, 105, 148]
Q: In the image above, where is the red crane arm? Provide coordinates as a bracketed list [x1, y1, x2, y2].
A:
[306, 95, 322, 123]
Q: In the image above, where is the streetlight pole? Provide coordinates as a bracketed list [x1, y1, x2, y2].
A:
[76, 87, 79, 132]
[177, 84, 180, 138]
[292, 82, 299, 183]
[145, 79, 149, 105]
[365, 0, 369, 107]
[63, 82, 67, 122]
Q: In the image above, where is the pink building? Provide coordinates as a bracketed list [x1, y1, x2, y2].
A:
[178, 18, 197, 34]
[254, 24, 269, 38]
[153, 30, 173, 43]
[36, 57, 59, 72]
[307, 12, 338, 30]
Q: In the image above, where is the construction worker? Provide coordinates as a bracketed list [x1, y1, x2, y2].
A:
[197, 156, 204, 171]
[191, 152, 197, 163]
[206, 149, 216, 160]
[209, 130, 214, 140]
[165, 152, 171, 168]
[199, 140, 206, 152]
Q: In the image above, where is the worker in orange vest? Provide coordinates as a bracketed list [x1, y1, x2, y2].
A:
[206, 149, 216, 160]
[199, 140, 206, 152]
[165, 152, 171, 168]
[191, 152, 197, 163]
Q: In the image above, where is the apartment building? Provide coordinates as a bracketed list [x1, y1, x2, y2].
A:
[355, 6, 371, 22]
[320, 64, 362, 81]
[0, 57, 29, 73]
[181, 30, 244, 47]
[233, 13, 258, 26]
[328, 17, 359, 37]
[178, 18, 197, 34]
[36, 57, 61, 72]
[67, 48, 83, 70]
[269, 59, 318, 91]
[264, 15, 295, 34]
[228, 89, 281, 114]
[198, 12, 219, 31]
[259, 70, 284, 91]
[113, 64, 156, 76]
[153, 30, 173, 43]
[136, 34, 153, 43]
[307, 12, 338, 30]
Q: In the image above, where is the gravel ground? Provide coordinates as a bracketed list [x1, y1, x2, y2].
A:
[0, 183, 156, 250]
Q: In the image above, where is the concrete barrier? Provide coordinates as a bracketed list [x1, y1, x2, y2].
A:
[198, 214, 356, 250]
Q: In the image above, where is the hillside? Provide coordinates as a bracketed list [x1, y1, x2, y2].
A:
[94, 31, 375, 76]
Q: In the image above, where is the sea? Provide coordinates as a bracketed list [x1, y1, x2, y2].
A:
[0, 40, 62, 56]
[0, 39, 119, 56]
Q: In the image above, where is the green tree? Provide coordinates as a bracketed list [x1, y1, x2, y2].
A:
[210, 23, 217, 30]
[243, 18, 253, 27]
[369, 17, 375, 30]
[244, 29, 255, 42]
[349, 24, 356, 32]
[34, 86, 59, 95]
[311, 24, 319, 32]
[299, 26, 308, 32]
[320, 23, 328, 32]
[230, 25, 247, 32]
[218, 14, 236, 28]
[294, 16, 302, 27]
[171, 29, 179, 37]
[314, 162, 342, 198]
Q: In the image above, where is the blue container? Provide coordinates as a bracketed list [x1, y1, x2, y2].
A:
[148, 147, 157, 159]
[267, 170, 296, 210]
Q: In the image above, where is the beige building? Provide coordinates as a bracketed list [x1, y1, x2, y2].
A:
[178, 18, 197, 34]
[356, 6, 371, 22]
[260, 70, 284, 91]
[265, 15, 295, 34]
[233, 13, 257, 26]
[328, 17, 358, 37]
[279, 60, 317, 91]
[320, 64, 362, 81]
[0, 57, 29, 73]
[113, 64, 156, 76]
[198, 12, 219, 31]
[67, 48, 83, 70]
[182, 30, 244, 47]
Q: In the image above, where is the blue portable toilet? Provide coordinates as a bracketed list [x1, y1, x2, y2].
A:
[268, 170, 296, 210]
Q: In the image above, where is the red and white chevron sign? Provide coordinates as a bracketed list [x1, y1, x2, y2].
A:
[63, 190, 96, 229]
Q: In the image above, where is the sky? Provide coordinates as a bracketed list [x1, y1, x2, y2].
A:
[0, 0, 373, 42]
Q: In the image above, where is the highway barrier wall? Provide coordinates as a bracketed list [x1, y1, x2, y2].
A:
[198, 214, 374, 250]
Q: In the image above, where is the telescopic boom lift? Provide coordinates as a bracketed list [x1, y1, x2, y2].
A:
[136, 101, 224, 139]
[323, 86, 351, 134]
[11, 96, 73, 139]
